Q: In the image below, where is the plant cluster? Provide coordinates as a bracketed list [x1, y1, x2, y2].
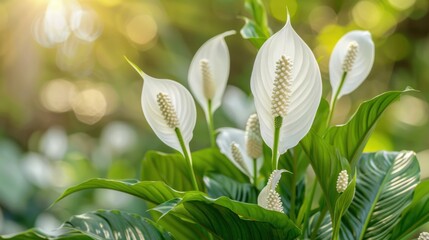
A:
[2, 2, 428, 240]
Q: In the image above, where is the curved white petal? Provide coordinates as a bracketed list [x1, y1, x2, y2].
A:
[257, 169, 287, 208]
[329, 30, 374, 98]
[141, 74, 196, 154]
[250, 15, 322, 154]
[216, 127, 263, 179]
[188, 30, 235, 117]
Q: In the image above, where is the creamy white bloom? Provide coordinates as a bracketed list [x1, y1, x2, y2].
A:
[250, 15, 322, 154]
[329, 30, 375, 99]
[336, 170, 349, 193]
[128, 59, 196, 154]
[216, 127, 263, 180]
[258, 169, 287, 213]
[188, 30, 235, 117]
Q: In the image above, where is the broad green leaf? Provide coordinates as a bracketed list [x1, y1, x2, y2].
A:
[313, 98, 330, 134]
[141, 148, 248, 191]
[300, 131, 350, 217]
[391, 179, 429, 240]
[239, 18, 269, 48]
[325, 89, 414, 168]
[53, 179, 183, 206]
[64, 210, 174, 240]
[204, 173, 257, 203]
[314, 151, 420, 240]
[157, 192, 301, 239]
[1, 210, 173, 240]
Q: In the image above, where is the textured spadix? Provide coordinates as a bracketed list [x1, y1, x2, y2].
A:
[131, 61, 196, 154]
[329, 30, 374, 99]
[258, 169, 287, 213]
[250, 15, 322, 154]
[188, 30, 235, 117]
[216, 128, 263, 180]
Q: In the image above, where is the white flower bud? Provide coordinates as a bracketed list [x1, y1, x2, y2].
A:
[336, 170, 349, 193]
[245, 114, 262, 159]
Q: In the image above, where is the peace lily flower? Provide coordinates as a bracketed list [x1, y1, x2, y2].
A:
[336, 170, 349, 193]
[327, 31, 374, 125]
[126, 58, 199, 190]
[258, 169, 287, 213]
[250, 14, 322, 170]
[216, 126, 263, 184]
[188, 30, 235, 146]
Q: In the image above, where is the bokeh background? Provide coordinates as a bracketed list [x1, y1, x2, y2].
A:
[0, 0, 428, 235]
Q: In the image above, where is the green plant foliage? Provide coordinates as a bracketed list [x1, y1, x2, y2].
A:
[154, 192, 301, 239]
[325, 89, 414, 169]
[300, 131, 351, 217]
[141, 149, 248, 191]
[54, 179, 183, 205]
[332, 174, 356, 240]
[204, 173, 257, 203]
[240, 0, 271, 48]
[391, 179, 429, 240]
[0, 210, 173, 240]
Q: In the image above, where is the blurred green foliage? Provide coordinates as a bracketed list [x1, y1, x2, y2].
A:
[0, 0, 428, 235]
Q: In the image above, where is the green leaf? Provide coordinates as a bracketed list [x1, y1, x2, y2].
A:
[157, 192, 301, 239]
[141, 148, 248, 191]
[53, 179, 183, 206]
[391, 179, 429, 240]
[240, 0, 271, 48]
[204, 173, 257, 203]
[300, 131, 350, 217]
[343, 151, 419, 240]
[1, 210, 173, 240]
[313, 98, 330, 134]
[325, 89, 414, 168]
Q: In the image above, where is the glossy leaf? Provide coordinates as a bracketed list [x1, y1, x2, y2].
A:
[1, 210, 173, 240]
[391, 179, 429, 240]
[204, 173, 257, 203]
[325, 89, 414, 168]
[141, 148, 248, 191]
[54, 179, 183, 206]
[156, 192, 301, 239]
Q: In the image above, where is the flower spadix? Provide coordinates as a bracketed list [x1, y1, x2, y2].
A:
[250, 14, 322, 156]
[258, 169, 287, 213]
[188, 30, 235, 117]
[216, 127, 263, 180]
[329, 30, 374, 99]
[129, 60, 196, 155]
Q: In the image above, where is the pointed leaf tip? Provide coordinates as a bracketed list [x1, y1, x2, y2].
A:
[125, 56, 145, 79]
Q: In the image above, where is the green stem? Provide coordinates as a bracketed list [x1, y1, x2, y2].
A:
[207, 100, 216, 148]
[175, 127, 199, 191]
[326, 72, 348, 128]
[311, 207, 328, 240]
[290, 150, 298, 222]
[253, 158, 258, 187]
[332, 219, 341, 240]
[272, 116, 283, 171]
[300, 178, 318, 240]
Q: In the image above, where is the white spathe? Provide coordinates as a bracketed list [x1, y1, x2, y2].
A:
[258, 169, 287, 211]
[188, 30, 235, 117]
[329, 30, 375, 99]
[250, 15, 322, 154]
[216, 128, 263, 179]
[135, 67, 196, 154]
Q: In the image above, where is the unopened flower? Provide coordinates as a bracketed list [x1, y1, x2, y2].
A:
[188, 30, 235, 117]
[329, 31, 374, 99]
[336, 170, 349, 193]
[250, 14, 322, 168]
[258, 170, 287, 213]
[419, 232, 429, 240]
[245, 113, 262, 159]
